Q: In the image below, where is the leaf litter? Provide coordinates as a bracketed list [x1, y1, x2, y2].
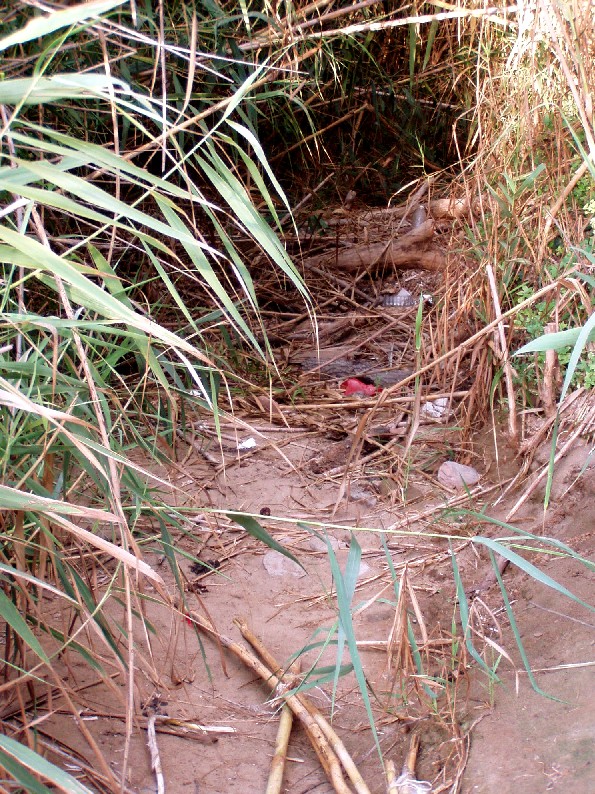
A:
[7, 193, 595, 794]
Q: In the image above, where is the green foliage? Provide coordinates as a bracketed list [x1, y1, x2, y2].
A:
[515, 306, 595, 393]
[448, 509, 595, 697]
[469, 161, 594, 397]
[1, 1, 593, 789]
[0, 733, 93, 794]
[513, 244, 595, 395]
[0, 3, 310, 787]
[573, 173, 595, 219]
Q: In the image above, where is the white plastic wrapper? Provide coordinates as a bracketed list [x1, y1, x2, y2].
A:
[421, 397, 449, 418]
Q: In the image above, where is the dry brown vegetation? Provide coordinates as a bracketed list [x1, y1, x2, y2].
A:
[0, 1, 594, 792]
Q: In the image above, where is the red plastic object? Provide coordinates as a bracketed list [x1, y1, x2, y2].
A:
[341, 378, 379, 396]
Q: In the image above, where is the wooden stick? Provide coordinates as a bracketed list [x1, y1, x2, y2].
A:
[311, 712, 372, 794]
[486, 263, 518, 446]
[146, 713, 165, 794]
[234, 618, 371, 794]
[537, 160, 589, 264]
[540, 321, 560, 417]
[188, 611, 354, 794]
[385, 758, 398, 792]
[265, 703, 294, 794]
[302, 220, 445, 274]
[403, 733, 420, 779]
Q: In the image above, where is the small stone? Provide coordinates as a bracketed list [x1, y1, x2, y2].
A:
[437, 461, 481, 490]
[307, 536, 341, 553]
[262, 551, 305, 578]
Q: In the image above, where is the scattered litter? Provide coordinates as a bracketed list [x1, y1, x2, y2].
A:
[343, 189, 357, 209]
[237, 437, 256, 451]
[341, 377, 379, 397]
[262, 551, 305, 578]
[437, 461, 481, 489]
[386, 732, 432, 793]
[393, 773, 432, 793]
[421, 397, 449, 418]
[349, 485, 378, 508]
[382, 288, 416, 308]
[409, 204, 427, 229]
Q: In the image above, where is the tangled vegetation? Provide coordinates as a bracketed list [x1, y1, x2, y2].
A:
[0, 1, 593, 791]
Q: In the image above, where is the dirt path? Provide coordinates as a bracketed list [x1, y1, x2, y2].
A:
[33, 415, 594, 794]
[462, 448, 595, 793]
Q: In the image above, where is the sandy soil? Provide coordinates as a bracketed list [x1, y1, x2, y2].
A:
[462, 443, 595, 794]
[32, 422, 594, 794]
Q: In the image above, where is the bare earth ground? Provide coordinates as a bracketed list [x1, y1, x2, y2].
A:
[462, 444, 595, 794]
[40, 425, 594, 794]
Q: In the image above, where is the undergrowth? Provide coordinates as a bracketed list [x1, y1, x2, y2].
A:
[0, 1, 594, 791]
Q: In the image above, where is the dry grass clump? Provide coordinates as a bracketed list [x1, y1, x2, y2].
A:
[463, 0, 595, 418]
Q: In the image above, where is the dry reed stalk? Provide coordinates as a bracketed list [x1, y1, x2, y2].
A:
[234, 617, 372, 794]
[385, 493, 482, 532]
[537, 160, 590, 265]
[384, 567, 415, 699]
[540, 321, 561, 417]
[286, 390, 470, 413]
[46, 666, 121, 790]
[403, 733, 422, 783]
[304, 5, 516, 41]
[493, 389, 589, 506]
[285, 279, 556, 446]
[385, 758, 397, 790]
[270, 104, 373, 163]
[188, 611, 356, 794]
[309, 712, 371, 794]
[265, 702, 294, 794]
[486, 264, 518, 446]
[146, 711, 165, 794]
[2, 719, 124, 794]
[506, 406, 595, 520]
[23, 205, 157, 781]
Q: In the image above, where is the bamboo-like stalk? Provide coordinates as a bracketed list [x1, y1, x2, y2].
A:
[265, 703, 294, 794]
[189, 611, 354, 794]
[234, 617, 372, 794]
[486, 263, 518, 446]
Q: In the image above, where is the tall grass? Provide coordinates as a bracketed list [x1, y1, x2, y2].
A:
[0, 1, 311, 787]
[1, 0, 594, 790]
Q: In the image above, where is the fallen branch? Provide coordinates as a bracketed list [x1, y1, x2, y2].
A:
[234, 617, 372, 794]
[187, 610, 356, 794]
[302, 220, 445, 274]
[265, 702, 294, 794]
[323, 196, 472, 227]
